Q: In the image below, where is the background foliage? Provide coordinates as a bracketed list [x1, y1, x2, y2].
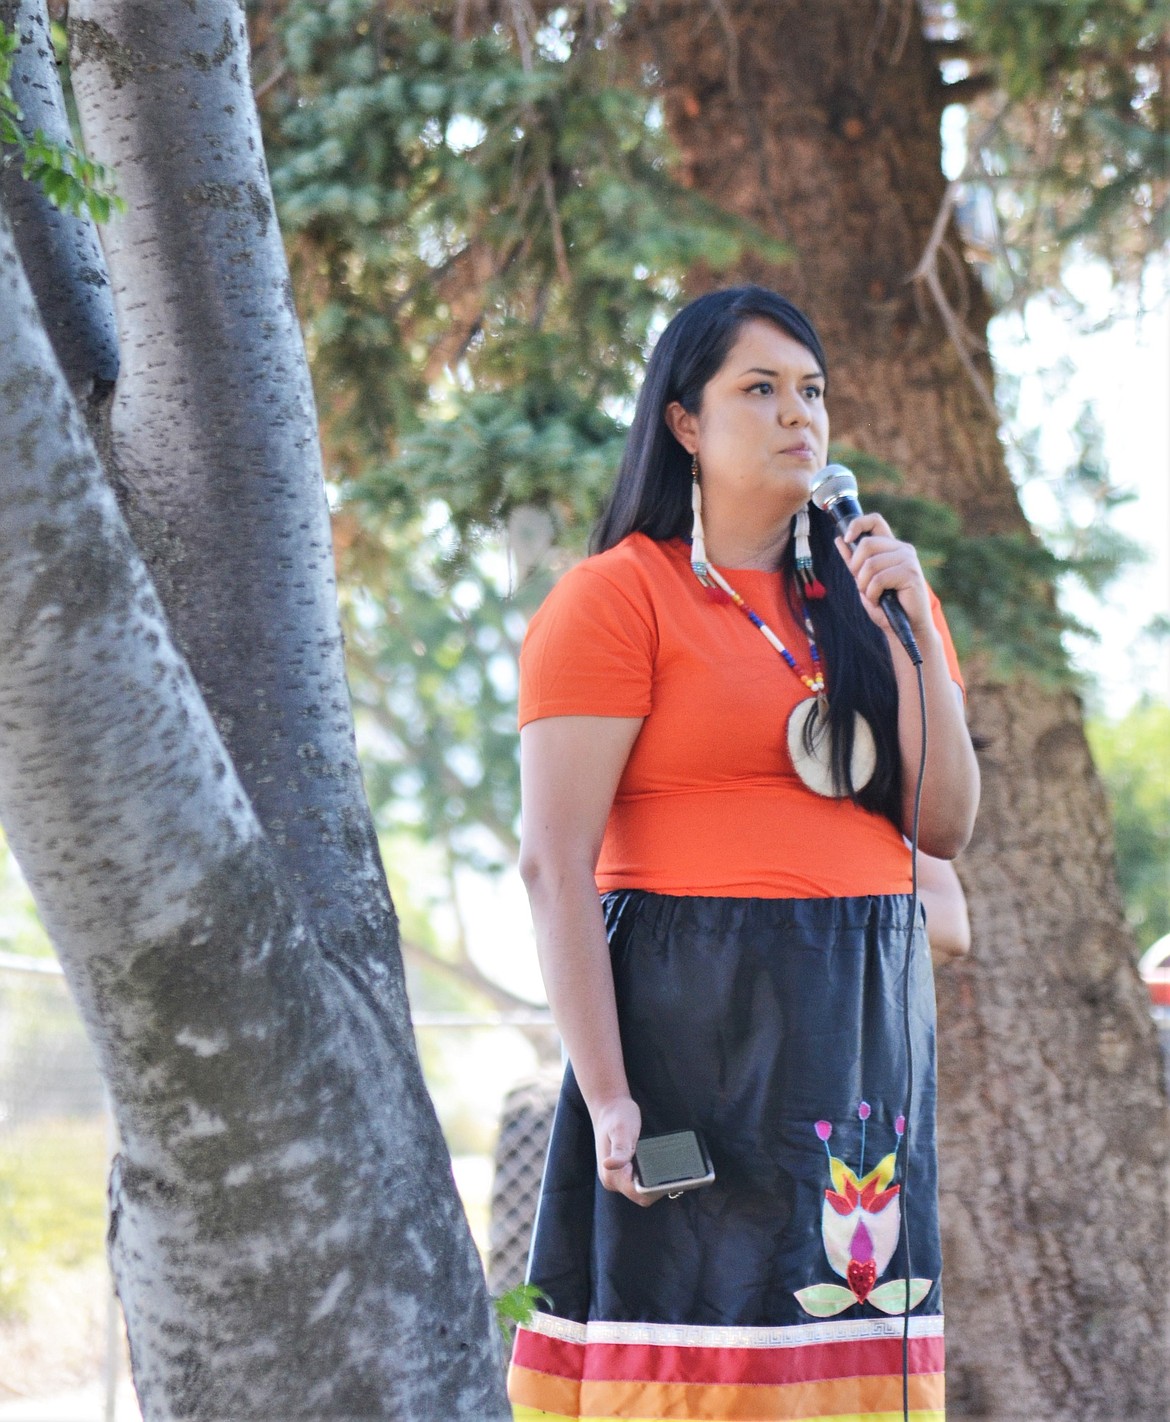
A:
[243, 0, 1170, 995]
[5, 2, 1165, 980]
[1087, 698, 1170, 951]
[948, 0, 1169, 303]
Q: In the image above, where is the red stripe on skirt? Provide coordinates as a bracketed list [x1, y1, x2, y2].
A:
[513, 1326, 945, 1386]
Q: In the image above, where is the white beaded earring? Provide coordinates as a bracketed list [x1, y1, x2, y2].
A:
[690, 452, 713, 586]
[794, 506, 827, 599]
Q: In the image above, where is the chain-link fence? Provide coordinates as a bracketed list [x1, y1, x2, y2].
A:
[488, 1070, 561, 1296]
[0, 953, 123, 1420]
[0, 955, 105, 1127]
[0, 953, 560, 1419]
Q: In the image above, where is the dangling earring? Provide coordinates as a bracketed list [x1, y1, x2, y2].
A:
[690, 453, 713, 586]
[794, 505, 827, 599]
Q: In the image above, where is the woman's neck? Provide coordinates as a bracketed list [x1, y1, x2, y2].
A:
[699, 508, 793, 571]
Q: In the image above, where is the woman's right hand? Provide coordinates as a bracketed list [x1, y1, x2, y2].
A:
[520, 714, 655, 1206]
[593, 1094, 656, 1206]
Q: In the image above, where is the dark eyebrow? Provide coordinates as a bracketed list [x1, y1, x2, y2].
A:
[739, 366, 824, 381]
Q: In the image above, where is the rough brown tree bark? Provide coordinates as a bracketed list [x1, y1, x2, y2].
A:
[624, 3, 1169, 1418]
[0, 1, 509, 1416]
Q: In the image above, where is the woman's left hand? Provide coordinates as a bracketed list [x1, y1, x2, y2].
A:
[837, 511, 980, 859]
[835, 512, 934, 640]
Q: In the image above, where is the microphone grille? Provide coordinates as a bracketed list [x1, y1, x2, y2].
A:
[809, 464, 858, 512]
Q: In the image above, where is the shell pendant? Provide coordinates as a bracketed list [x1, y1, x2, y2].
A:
[786, 697, 877, 798]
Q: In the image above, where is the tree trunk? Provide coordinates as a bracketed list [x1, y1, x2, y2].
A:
[0, 0, 119, 405]
[67, 0, 404, 1015]
[0, 2, 509, 1416]
[625, 3, 1169, 1417]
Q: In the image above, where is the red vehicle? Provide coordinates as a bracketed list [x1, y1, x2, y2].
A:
[1140, 934, 1170, 1087]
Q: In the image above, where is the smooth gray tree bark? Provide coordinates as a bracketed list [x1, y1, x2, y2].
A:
[0, 0, 118, 403]
[68, 0, 403, 1007]
[0, 2, 509, 1417]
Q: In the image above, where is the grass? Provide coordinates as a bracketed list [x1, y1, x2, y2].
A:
[0, 1115, 109, 1321]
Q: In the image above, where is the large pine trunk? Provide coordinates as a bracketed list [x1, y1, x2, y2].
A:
[624, 3, 1169, 1417]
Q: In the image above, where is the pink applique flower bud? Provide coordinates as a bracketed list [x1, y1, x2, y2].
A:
[894, 1115, 906, 1136]
[815, 1120, 832, 1141]
[858, 1101, 871, 1121]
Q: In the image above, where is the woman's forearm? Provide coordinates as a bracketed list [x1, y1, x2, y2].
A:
[914, 850, 972, 964]
[889, 624, 980, 857]
[523, 855, 631, 1116]
[518, 714, 648, 1202]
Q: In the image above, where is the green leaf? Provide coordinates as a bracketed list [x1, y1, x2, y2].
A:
[867, 1278, 933, 1314]
[0, 25, 123, 221]
[493, 1282, 549, 1340]
[793, 1283, 857, 1318]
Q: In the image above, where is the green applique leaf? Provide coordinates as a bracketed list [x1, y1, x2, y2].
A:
[793, 1283, 857, 1318]
[867, 1278, 933, 1314]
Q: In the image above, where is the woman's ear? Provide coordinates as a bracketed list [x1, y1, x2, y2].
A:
[663, 400, 698, 454]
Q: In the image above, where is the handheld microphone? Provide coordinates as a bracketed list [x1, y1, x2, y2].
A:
[810, 464, 923, 666]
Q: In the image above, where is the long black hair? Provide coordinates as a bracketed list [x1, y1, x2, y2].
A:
[592, 285, 902, 823]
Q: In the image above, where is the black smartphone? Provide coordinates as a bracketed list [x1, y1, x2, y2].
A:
[632, 1130, 715, 1197]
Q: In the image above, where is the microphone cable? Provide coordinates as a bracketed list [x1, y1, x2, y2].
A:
[900, 657, 929, 1422]
[806, 466, 930, 1418]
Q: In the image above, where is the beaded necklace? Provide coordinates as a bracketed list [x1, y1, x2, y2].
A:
[688, 541, 876, 799]
[692, 558, 825, 699]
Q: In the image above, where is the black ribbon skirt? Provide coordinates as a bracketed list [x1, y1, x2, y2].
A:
[526, 890, 943, 1329]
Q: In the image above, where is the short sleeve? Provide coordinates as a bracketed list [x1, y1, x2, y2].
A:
[928, 587, 965, 697]
[518, 563, 656, 728]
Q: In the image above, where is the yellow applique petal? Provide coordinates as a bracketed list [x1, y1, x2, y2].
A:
[829, 1155, 860, 1195]
[860, 1151, 897, 1194]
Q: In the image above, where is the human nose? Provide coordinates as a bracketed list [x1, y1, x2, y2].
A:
[778, 388, 810, 426]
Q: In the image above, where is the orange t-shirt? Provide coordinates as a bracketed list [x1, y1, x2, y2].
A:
[518, 533, 964, 898]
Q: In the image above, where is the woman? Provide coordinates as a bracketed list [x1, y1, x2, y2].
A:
[508, 286, 979, 1422]
[917, 852, 971, 967]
